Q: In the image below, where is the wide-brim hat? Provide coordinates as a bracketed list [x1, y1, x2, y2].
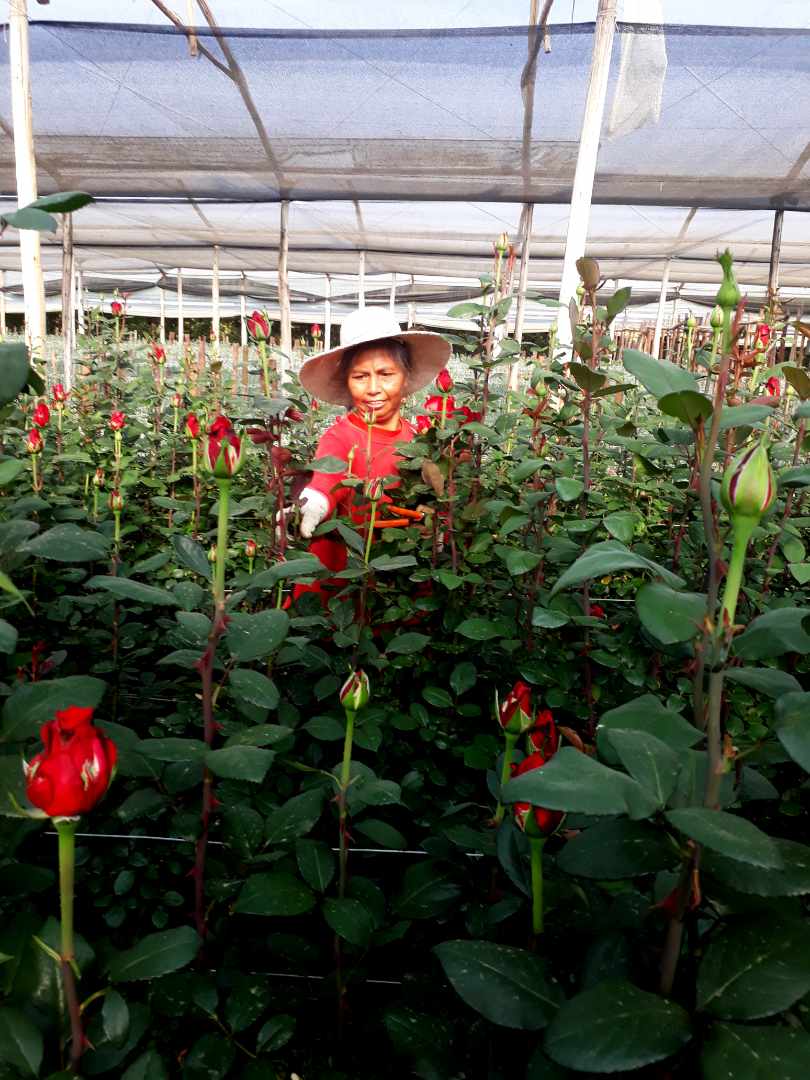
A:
[298, 307, 451, 407]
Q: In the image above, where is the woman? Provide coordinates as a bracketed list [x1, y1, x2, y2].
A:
[294, 307, 450, 594]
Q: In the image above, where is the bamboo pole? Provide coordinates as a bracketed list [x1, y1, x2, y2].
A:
[278, 200, 291, 386]
[508, 202, 534, 391]
[177, 268, 184, 349]
[358, 250, 366, 308]
[61, 213, 74, 389]
[555, 0, 617, 352]
[0, 272, 6, 338]
[324, 272, 332, 349]
[159, 284, 166, 344]
[211, 244, 220, 343]
[767, 209, 784, 299]
[9, 0, 46, 355]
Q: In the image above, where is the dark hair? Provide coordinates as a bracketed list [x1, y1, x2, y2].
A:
[338, 337, 412, 385]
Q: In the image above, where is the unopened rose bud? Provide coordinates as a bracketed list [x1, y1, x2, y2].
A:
[365, 477, 384, 501]
[495, 232, 509, 254]
[108, 489, 124, 512]
[93, 467, 105, 488]
[498, 680, 533, 736]
[339, 669, 370, 712]
[716, 249, 741, 313]
[171, 393, 182, 409]
[208, 544, 217, 564]
[245, 538, 257, 559]
[721, 439, 775, 522]
[26, 428, 43, 454]
[576, 256, 600, 289]
[111, 300, 123, 317]
[435, 368, 453, 393]
[710, 304, 724, 331]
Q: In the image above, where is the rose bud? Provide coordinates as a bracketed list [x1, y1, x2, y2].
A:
[310, 399, 319, 410]
[435, 368, 453, 393]
[721, 439, 775, 523]
[208, 544, 217, 563]
[247, 310, 270, 340]
[204, 414, 244, 478]
[150, 343, 167, 364]
[458, 405, 482, 424]
[424, 394, 455, 413]
[710, 304, 724, 331]
[52, 383, 68, 404]
[23, 705, 117, 819]
[93, 467, 105, 488]
[110, 300, 123, 316]
[271, 445, 292, 471]
[590, 604, 606, 619]
[526, 709, 558, 757]
[26, 428, 43, 454]
[765, 376, 780, 397]
[245, 538, 257, 559]
[416, 415, 433, 433]
[498, 680, 533, 735]
[576, 256, 601, 289]
[755, 323, 771, 348]
[108, 411, 126, 432]
[511, 752, 564, 838]
[171, 392, 182, 409]
[285, 407, 304, 423]
[185, 412, 200, 439]
[32, 402, 50, 428]
[495, 232, 510, 254]
[339, 669, 370, 712]
[716, 249, 741, 313]
[365, 477, 384, 501]
[108, 489, 125, 512]
[311, 323, 322, 338]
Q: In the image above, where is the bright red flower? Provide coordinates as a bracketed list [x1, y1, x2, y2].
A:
[26, 428, 43, 454]
[511, 752, 564, 837]
[205, 414, 243, 478]
[311, 323, 322, 337]
[310, 399, 319, 410]
[590, 604, 606, 619]
[435, 368, 453, 393]
[171, 393, 182, 409]
[285, 407, 304, 423]
[415, 414, 434, 433]
[755, 323, 771, 348]
[499, 680, 533, 735]
[458, 405, 483, 424]
[150, 342, 166, 364]
[526, 709, 558, 757]
[110, 301, 123, 316]
[109, 411, 126, 432]
[765, 376, 780, 397]
[424, 394, 456, 413]
[247, 310, 270, 340]
[271, 446, 292, 471]
[185, 412, 200, 439]
[245, 538, 257, 559]
[23, 706, 117, 818]
[32, 402, 50, 428]
[108, 489, 124, 512]
[51, 383, 68, 404]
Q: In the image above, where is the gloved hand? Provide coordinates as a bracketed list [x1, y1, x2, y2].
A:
[298, 487, 330, 539]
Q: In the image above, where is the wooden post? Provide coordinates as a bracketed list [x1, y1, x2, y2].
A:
[555, 0, 617, 352]
[653, 208, 696, 357]
[389, 272, 397, 314]
[159, 284, 166, 344]
[176, 268, 184, 350]
[508, 202, 534, 391]
[211, 244, 220, 343]
[0, 272, 6, 337]
[239, 272, 247, 347]
[408, 274, 416, 328]
[9, 0, 46, 355]
[358, 251, 366, 308]
[768, 209, 784, 299]
[324, 272, 332, 349]
[75, 266, 85, 336]
[61, 212, 75, 388]
[278, 200, 292, 385]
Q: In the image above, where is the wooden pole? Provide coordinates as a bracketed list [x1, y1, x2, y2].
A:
[278, 200, 292, 385]
[9, 0, 46, 355]
[556, 0, 617, 352]
[509, 202, 534, 391]
[324, 272, 332, 349]
[61, 213, 74, 389]
[239, 272, 247, 347]
[176, 267, 184, 348]
[159, 283, 166, 344]
[408, 274, 416, 328]
[358, 251, 366, 308]
[75, 266, 84, 336]
[389, 272, 397, 314]
[767, 209, 784, 299]
[0, 272, 6, 338]
[653, 208, 696, 358]
[211, 244, 220, 343]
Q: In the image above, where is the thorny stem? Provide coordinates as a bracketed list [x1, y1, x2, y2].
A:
[56, 818, 84, 1071]
[213, 480, 231, 607]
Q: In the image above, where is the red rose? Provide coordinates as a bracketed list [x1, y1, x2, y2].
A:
[459, 405, 483, 424]
[499, 680, 533, 735]
[51, 383, 67, 404]
[23, 705, 117, 818]
[310, 399, 319, 410]
[435, 368, 453, 393]
[590, 604, 606, 619]
[526, 709, 558, 757]
[26, 428, 43, 454]
[245, 538, 257, 559]
[765, 376, 780, 397]
[271, 446, 292, 471]
[110, 301, 123, 316]
[415, 415, 433, 433]
[150, 343, 166, 364]
[32, 402, 50, 428]
[247, 311, 270, 340]
[205, 414, 243, 478]
[755, 323, 771, 348]
[108, 489, 124, 512]
[424, 394, 455, 413]
[285, 407, 304, 423]
[511, 752, 564, 837]
[185, 412, 200, 439]
[311, 323, 322, 337]
[109, 411, 126, 432]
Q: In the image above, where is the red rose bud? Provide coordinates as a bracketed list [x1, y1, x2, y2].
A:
[185, 412, 200, 439]
[171, 392, 182, 409]
[23, 705, 117, 818]
[311, 323, 322, 337]
[458, 405, 483, 424]
[495, 231, 510, 254]
[245, 538, 257, 559]
[93, 467, 105, 488]
[204, 414, 244, 478]
[339, 669, 370, 712]
[26, 428, 43, 454]
[110, 300, 123, 316]
[310, 399, 319, 410]
[271, 445, 292, 471]
[52, 383, 68, 404]
[526, 709, 558, 757]
[436, 368, 453, 393]
[150, 343, 167, 364]
[109, 411, 126, 432]
[32, 402, 50, 428]
[499, 680, 533, 735]
[765, 376, 780, 397]
[247, 310, 270, 340]
[590, 604, 606, 619]
[108, 489, 124, 512]
[285, 407, 304, 423]
[424, 394, 455, 414]
[415, 414, 433, 433]
[511, 752, 564, 838]
[721, 439, 775, 522]
[755, 324, 771, 348]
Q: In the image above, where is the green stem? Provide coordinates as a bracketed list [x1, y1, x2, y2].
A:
[493, 731, 518, 824]
[258, 341, 270, 397]
[338, 708, 356, 899]
[56, 818, 77, 961]
[529, 836, 545, 936]
[363, 500, 378, 564]
[720, 517, 756, 630]
[113, 511, 121, 548]
[31, 454, 38, 493]
[214, 480, 230, 609]
[440, 394, 448, 430]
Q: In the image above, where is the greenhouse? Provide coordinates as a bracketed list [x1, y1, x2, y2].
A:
[0, 1, 809, 1077]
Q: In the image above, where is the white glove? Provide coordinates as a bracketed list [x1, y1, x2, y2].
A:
[299, 487, 330, 539]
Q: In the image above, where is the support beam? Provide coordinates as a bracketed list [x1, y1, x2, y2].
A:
[159, 284, 166, 344]
[211, 244, 220, 343]
[652, 207, 696, 358]
[556, 0, 617, 351]
[508, 202, 534, 391]
[324, 273, 332, 350]
[239, 272, 247, 348]
[177, 267, 184, 346]
[768, 209, 784, 298]
[75, 266, 84, 335]
[9, 0, 46, 355]
[61, 213, 74, 389]
[408, 275, 416, 328]
[278, 200, 292, 386]
[389, 272, 397, 314]
[0, 272, 5, 337]
[358, 251, 366, 308]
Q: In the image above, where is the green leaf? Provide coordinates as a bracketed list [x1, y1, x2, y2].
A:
[665, 808, 782, 868]
[322, 898, 375, 947]
[513, 457, 546, 482]
[555, 477, 584, 502]
[394, 860, 461, 918]
[636, 582, 706, 644]
[597, 694, 702, 756]
[234, 872, 315, 916]
[455, 617, 502, 640]
[602, 510, 638, 544]
[701, 1022, 810, 1080]
[306, 454, 349, 474]
[0, 343, 29, 405]
[386, 631, 430, 655]
[29, 191, 94, 213]
[256, 1014, 296, 1054]
[1, 206, 57, 231]
[228, 668, 279, 710]
[697, 916, 810, 1019]
[226, 610, 289, 661]
[550, 540, 684, 596]
[264, 788, 325, 844]
[557, 818, 676, 879]
[108, 927, 200, 982]
[1, 675, 107, 742]
[774, 692, 810, 771]
[717, 404, 774, 431]
[606, 285, 632, 324]
[447, 301, 489, 318]
[724, 666, 802, 698]
[86, 576, 180, 607]
[623, 349, 697, 398]
[449, 661, 477, 695]
[24, 523, 109, 562]
[0, 619, 18, 655]
[503, 747, 652, 818]
[138, 738, 207, 763]
[171, 535, 211, 580]
[295, 839, 335, 892]
[658, 390, 713, 429]
[0, 1006, 43, 1076]
[354, 818, 407, 849]
[531, 607, 570, 629]
[704, 838, 810, 897]
[205, 746, 273, 783]
[734, 608, 810, 660]
[0, 458, 26, 485]
[370, 554, 418, 571]
[225, 724, 291, 749]
[121, 1049, 168, 1080]
[783, 364, 810, 400]
[567, 362, 607, 394]
[102, 989, 130, 1047]
[248, 556, 324, 587]
[544, 980, 691, 1072]
[504, 548, 543, 576]
[434, 940, 562, 1030]
[606, 729, 680, 807]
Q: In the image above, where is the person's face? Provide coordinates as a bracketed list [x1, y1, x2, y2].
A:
[346, 347, 407, 426]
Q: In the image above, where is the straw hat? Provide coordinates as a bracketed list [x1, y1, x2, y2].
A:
[298, 307, 451, 406]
